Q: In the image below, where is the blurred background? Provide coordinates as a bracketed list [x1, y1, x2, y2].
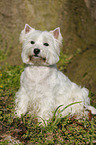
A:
[0, 0, 96, 104]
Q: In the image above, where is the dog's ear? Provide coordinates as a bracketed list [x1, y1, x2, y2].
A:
[50, 27, 63, 42]
[24, 24, 35, 34]
[20, 24, 35, 43]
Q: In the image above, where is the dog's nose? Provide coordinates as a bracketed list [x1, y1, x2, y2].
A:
[34, 48, 40, 55]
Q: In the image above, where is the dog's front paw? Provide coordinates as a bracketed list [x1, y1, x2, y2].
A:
[14, 107, 27, 118]
[14, 109, 22, 118]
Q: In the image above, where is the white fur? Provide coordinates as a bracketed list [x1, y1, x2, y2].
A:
[15, 24, 96, 122]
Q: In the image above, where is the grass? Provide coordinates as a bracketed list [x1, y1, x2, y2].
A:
[0, 63, 96, 144]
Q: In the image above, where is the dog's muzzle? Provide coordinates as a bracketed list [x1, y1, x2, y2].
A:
[28, 48, 46, 65]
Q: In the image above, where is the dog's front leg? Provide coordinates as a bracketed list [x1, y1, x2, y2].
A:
[15, 87, 28, 117]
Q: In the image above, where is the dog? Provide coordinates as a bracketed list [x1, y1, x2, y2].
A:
[15, 24, 96, 123]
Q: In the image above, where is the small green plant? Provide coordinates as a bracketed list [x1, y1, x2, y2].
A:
[51, 101, 82, 128]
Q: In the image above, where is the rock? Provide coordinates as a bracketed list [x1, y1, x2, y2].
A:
[84, 0, 96, 25]
[0, 0, 96, 65]
[65, 45, 96, 106]
[0, 0, 96, 105]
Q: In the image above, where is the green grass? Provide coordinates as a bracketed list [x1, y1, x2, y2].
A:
[0, 64, 96, 144]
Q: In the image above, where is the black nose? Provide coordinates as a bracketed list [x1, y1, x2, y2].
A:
[34, 48, 40, 55]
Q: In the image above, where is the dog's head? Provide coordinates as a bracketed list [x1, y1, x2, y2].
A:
[20, 24, 62, 66]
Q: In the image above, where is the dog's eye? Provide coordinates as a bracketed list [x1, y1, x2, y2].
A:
[43, 43, 49, 46]
[31, 41, 35, 44]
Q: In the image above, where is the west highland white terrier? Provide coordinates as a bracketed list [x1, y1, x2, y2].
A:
[15, 24, 96, 123]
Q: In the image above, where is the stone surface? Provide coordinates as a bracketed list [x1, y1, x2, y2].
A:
[0, 0, 96, 104]
[0, 0, 96, 65]
[65, 45, 96, 106]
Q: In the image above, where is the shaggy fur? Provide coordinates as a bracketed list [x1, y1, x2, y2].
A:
[15, 24, 96, 122]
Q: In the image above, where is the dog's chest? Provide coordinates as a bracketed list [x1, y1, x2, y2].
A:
[22, 66, 56, 94]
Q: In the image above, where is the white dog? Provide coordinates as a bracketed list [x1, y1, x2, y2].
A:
[15, 24, 96, 122]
